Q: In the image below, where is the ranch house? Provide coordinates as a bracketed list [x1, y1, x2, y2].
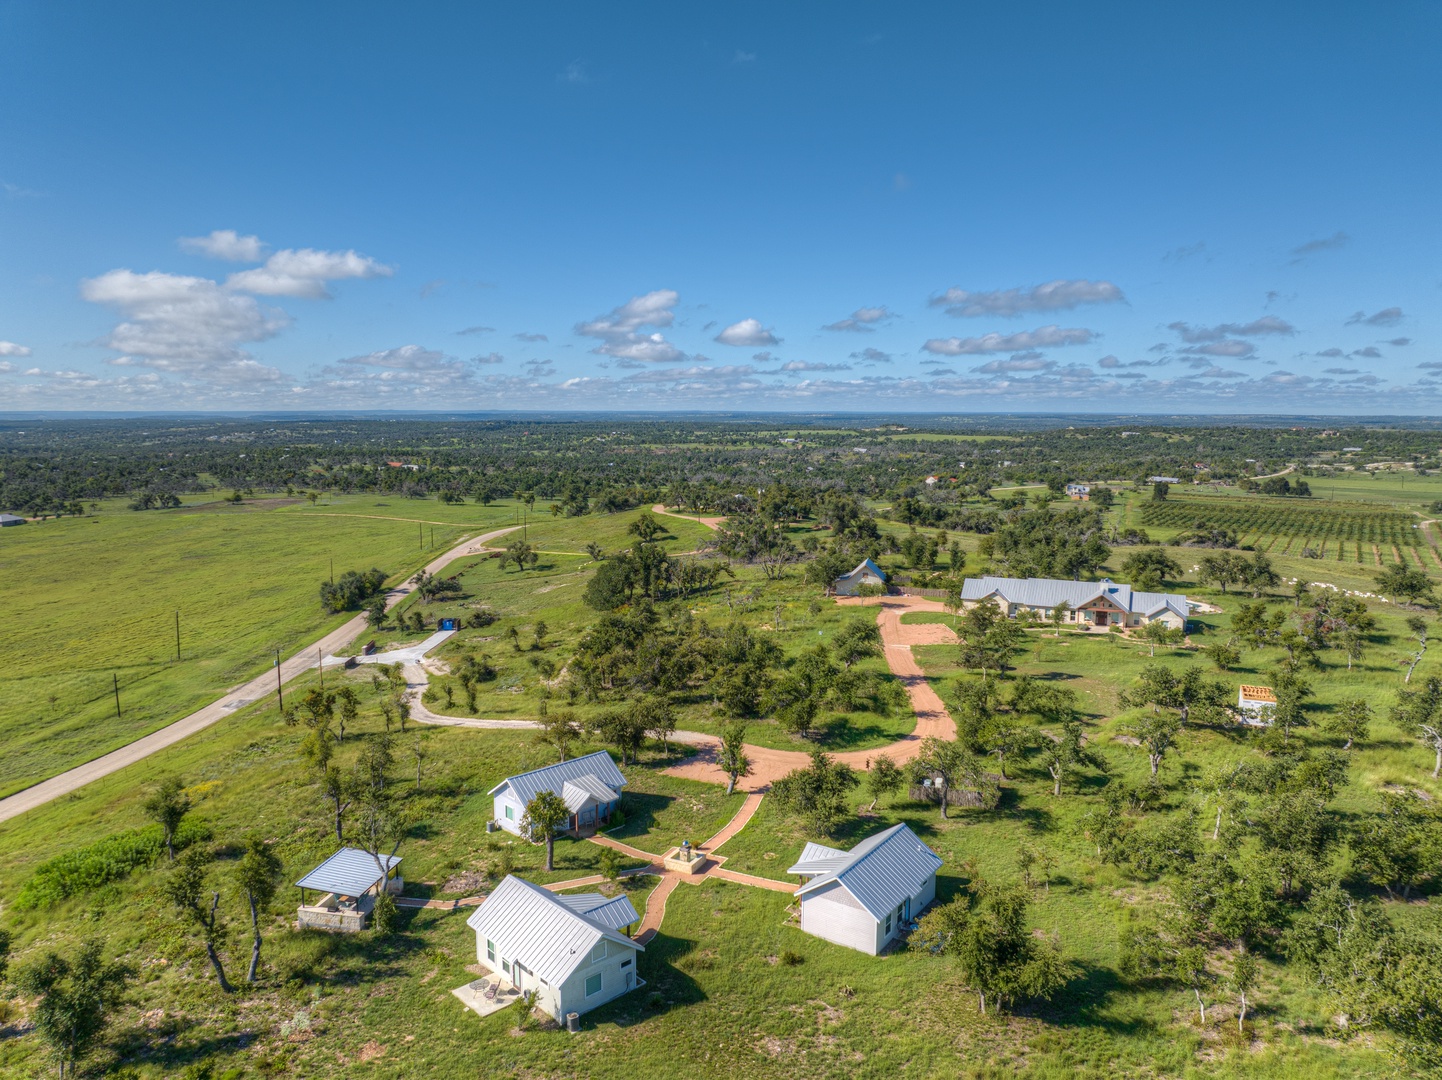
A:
[960, 576, 1188, 630]
[465, 875, 643, 1021]
[1065, 483, 1090, 500]
[489, 751, 627, 839]
[788, 823, 942, 955]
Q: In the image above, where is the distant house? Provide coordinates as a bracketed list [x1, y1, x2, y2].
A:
[960, 576, 1188, 630]
[466, 875, 643, 1019]
[832, 558, 887, 596]
[489, 751, 627, 839]
[1148, 475, 1181, 484]
[1065, 483, 1090, 500]
[924, 475, 939, 486]
[295, 846, 403, 932]
[787, 823, 942, 955]
[0, 513, 24, 527]
[1237, 685, 1277, 726]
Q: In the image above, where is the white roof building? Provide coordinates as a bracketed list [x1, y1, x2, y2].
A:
[832, 557, 887, 596]
[787, 824, 942, 955]
[961, 576, 1188, 629]
[465, 875, 644, 1020]
[489, 751, 627, 838]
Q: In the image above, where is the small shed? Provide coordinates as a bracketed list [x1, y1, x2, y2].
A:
[832, 558, 887, 597]
[1237, 685, 1277, 726]
[1065, 483, 1090, 500]
[0, 513, 25, 527]
[465, 875, 644, 1021]
[787, 823, 942, 955]
[295, 847, 403, 932]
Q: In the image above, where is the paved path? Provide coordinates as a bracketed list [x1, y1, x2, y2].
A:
[662, 594, 958, 790]
[650, 503, 727, 530]
[323, 628, 456, 669]
[0, 525, 521, 826]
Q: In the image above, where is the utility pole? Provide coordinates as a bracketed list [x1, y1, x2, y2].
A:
[174, 610, 181, 661]
[419, 522, 423, 552]
[318, 647, 324, 690]
[430, 526, 434, 550]
[330, 556, 334, 584]
[113, 673, 121, 720]
[275, 650, 284, 711]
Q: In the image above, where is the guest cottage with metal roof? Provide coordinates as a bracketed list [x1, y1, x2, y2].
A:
[489, 750, 627, 839]
[465, 875, 643, 1020]
[787, 823, 943, 955]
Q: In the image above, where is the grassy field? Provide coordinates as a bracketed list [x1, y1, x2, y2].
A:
[0, 495, 530, 798]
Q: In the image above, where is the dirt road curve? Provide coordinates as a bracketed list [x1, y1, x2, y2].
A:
[650, 503, 728, 530]
[0, 526, 521, 827]
[663, 594, 958, 791]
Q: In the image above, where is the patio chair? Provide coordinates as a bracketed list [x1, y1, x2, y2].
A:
[483, 980, 500, 1002]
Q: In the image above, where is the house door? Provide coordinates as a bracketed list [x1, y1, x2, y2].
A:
[1092, 610, 1108, 626]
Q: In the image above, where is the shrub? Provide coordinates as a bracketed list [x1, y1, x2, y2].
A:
[371, 892, 399, 936]
[16, 819, 212, 910]
[779, 949, 803, 966]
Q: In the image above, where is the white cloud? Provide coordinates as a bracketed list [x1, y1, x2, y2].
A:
[1292, 232, 1348, 256]
[1196, 366, 1246, 379]
[975, 356, 1056, 374]
[226, 248, 393, 299]
[514, 331, 548, 342]
[930, 280, 1124, 318]
[733, 50, 757, 63]
[851, 347, 894, 364]
[80, 269, 288, 382]
[472, 352, 505, 364]
[559, 60, 589, 84]
[0, 340, 32, 357]
[1346, 307, 1403, 327]
[775, 360, 851, 372]
[1168, 316, 1294, 343]
[1179, 340, 1256, 359]
[178, 229, 267, 262]
[576, 291, 686, 361]
[715, 317, 780, 347]
[823, 306, 892, 332]
[456, 325, 494, 336]
[923, 325, 1096, 355]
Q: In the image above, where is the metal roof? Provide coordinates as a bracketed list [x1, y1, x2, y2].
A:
[793, 824, 942, 921]
[488, 750, 628, 808]
[555, 891, 641, 931]
[465, 876, 642, 986]
[961, 576, 1188, 621]
[561, 774, 621, 812]
[787, 841, 849, 876]
[295, 847, 401, 897]
[836, 558, 885, 583]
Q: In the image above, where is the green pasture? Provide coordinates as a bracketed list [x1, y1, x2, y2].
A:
[0, 495, 535, 798]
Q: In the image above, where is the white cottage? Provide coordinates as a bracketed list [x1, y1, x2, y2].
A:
[489, 751, 627, 839]
[832, 558, 887, 596]
[960, 576, 1188, 630]
[787, 823, 942, 955]
[466, 875, 644, 1020]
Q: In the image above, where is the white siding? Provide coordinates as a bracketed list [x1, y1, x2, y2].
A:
[552, 941, 642, 1019]
[493, 793, 525, 836]
[799, 881, 880, 955]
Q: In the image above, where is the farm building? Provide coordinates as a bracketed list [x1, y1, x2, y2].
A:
[0, 513, 24, 526]
[787, 823, 942, 955]
[960, 576, 1188, 630]
[1237, 685, 1277, 726]
[465, 875, 643, 1020]
[294, 847, 403, 932]
[832, 557, 887, 596]
[489, 751, 627, 839]
[1065, 483, 1090, 500]
[1149, 475, 1182, 484]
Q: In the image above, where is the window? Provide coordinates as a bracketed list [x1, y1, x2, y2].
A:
[884, 913, 892, 934]
[504, 805, 514, 821]
[585, 973, 602, 997]
[502, 959, 511, 976]
[486, 939, 496, 963]
[620, 958, 632, 968]
[590, 940, 607, 964]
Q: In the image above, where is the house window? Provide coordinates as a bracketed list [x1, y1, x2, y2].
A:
[504, 805, 514, 820]
[590, 940, 607, 964]
[502, 959, 511, 976]
[585, 973, 603, 997]
[620, 958, 632, 968]
[486, 939, 496, 962]
[884, 913, 892, 934]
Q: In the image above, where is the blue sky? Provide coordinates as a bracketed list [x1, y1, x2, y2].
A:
[1, 1, 1439, 413]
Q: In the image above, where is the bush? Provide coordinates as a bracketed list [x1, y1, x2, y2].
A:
[779, 949, 803, 966]
[319, 568, 388, 613]
[371, 891, 399, 936]
[16, 819, 212, 909]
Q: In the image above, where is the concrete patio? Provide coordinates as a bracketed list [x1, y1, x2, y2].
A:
[452, 973, 522, 1018]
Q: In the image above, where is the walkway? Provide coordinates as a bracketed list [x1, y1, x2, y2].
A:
[663, 594, 958, 790]
[0, 525, 521, 825]
[650, 503, 727, 530]
[322, 628, 456, 669]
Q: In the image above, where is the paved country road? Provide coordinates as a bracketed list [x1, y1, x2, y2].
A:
[0, 525, 520, 827]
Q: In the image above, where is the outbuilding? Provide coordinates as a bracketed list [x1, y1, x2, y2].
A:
[294, 846, 403, 932]
[489, 751, 627, 839]
[1237, 684, 1277, 726]
[0, 513, 25, 527]
[832, 558, 887, 596]
[787, 823, 942, 955]
[465, 875, 644, 1021]
[1065, 483, 1090, 500]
